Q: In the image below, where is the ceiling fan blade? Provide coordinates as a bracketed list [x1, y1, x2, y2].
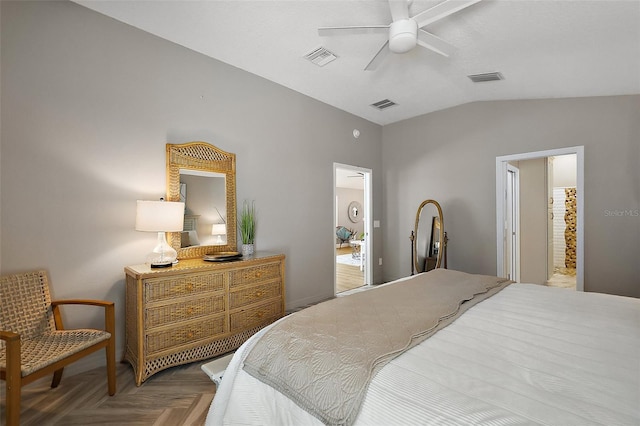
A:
[388, 0, 410, 21]
[417, 30, 454, 57]
[413, 0, 482, 29]
[365, 41, 390, 71]
[318, 26, 389, 37]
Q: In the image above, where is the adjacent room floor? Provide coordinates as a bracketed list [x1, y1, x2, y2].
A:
[545, 267, 577, 290]
[336, 246, 365, 294]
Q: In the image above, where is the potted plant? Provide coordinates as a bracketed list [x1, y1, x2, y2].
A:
[239, 200, 256, 255]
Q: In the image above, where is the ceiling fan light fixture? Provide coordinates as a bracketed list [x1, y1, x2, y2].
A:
[389, 19, 418, 53]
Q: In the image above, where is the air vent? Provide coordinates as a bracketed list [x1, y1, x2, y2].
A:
[468, 72, 505, 83]
[370, 99, 397, 110]
[304, 47, 337, 67]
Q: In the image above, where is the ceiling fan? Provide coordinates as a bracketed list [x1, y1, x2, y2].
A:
[318, 0, 482, 71]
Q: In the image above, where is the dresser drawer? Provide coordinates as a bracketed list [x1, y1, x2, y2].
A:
[229, 280, 281, 310]
[146, 315, 226, 355]
[229, 262, 281, 288]
[230, 299, 282, 332]
[144, 272, 225, 303]
[145, 294, 226, 329]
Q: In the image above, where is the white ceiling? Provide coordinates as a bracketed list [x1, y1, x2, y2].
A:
[75, 0, 640, 126]
[336, 168, 365, 190]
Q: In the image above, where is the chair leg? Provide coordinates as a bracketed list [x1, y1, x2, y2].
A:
[5, 334, 22, 426]
[6, 378, 21, 426]
[106, 337, 116, 396]
[51, 368, 64, 388]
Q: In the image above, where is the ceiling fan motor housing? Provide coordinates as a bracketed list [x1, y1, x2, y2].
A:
[389, 19, 418, 53]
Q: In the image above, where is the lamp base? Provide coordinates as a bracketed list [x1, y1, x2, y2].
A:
[145, 232, 178, 268]
[150, 261, 173, 268]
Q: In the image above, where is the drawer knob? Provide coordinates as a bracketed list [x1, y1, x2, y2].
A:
[186, 307, 194, 315]
[255, 311, 265, 319]
[254, 291, 264, 298]
[255, 272, 262, 278]
[186, 283, 193, 291]
[187, 332, 194, 338]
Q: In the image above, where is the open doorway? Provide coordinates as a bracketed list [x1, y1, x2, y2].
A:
[496, 147, 584, 291]
[334, 164, 372, 294]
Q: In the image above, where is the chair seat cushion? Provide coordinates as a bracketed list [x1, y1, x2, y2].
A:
[0, 329, 111, 376]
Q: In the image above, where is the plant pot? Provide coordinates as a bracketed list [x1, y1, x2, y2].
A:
[242, 244, 254, 256]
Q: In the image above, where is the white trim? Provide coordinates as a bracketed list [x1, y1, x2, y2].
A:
[333, 163, 373, 291]
[496, 146, 584, 291]
[506, 163, 520, 283]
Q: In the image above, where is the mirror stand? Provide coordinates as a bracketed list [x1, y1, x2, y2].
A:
[411, 200, 447, 275]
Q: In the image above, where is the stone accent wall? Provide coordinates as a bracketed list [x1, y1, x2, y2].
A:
[564, 188, 577, 268]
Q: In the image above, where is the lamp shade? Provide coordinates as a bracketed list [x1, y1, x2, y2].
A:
[135, 200, 185, 232]
[211, 223, 227, 236]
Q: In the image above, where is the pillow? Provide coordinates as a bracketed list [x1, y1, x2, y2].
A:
[336, 226, 353, 241]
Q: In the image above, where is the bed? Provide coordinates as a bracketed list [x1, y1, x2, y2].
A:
[206, 268, 640, 426]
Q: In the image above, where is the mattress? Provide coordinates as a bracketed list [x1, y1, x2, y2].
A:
[207, 281, 640, 425]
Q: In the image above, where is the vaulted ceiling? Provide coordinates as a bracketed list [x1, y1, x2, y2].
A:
[75, 0, 640, 125]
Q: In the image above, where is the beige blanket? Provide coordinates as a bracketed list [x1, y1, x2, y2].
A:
[243, 269, 512, 426]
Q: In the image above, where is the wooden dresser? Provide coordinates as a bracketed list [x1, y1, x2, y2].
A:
[123, 251, 285, 386]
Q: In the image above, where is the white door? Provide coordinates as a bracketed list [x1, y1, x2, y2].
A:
[334, 164, 372, 293]
[506, 164, 520, 282]
[496, 146, 584, 291]
[546, 157, 555, 280]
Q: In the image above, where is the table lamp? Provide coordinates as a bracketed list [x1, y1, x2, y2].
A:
[211, 223, 227, 245]
[136, 199, 185, 268]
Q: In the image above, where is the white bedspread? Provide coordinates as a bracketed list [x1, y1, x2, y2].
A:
[207, 283, 640, 425]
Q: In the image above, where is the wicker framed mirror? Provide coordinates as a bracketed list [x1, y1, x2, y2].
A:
[166, 141, 237, 259]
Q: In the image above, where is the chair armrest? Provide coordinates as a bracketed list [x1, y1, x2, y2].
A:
[0, 330, 21, 385]
[51, 299, 114, 308]
[51, 300, 115, 336]
[0, 330, 20, 342]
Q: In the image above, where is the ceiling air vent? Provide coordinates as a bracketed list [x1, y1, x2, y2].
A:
[468, 72, 504, 83]
[304, 47, 337, 67]
[370, 99, 397, 110]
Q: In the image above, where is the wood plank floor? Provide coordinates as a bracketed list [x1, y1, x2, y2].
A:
[336, 246, 365, 293]
[0, 360, 216, 425]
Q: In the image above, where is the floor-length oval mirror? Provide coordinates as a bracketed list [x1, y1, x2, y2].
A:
[413, 199, 444, 274]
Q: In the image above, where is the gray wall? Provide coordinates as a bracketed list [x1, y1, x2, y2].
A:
[0, 0, 2, 271]
[0, 1, 383, 371]
[383, 95, 640, 297]
[518, 158, 547, 284]
[2, 1, 639, 379]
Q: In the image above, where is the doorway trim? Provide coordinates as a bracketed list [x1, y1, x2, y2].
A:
[333, 163, 372, 292]
[506, 163, 520, 282]
[496, 146, 584, 291]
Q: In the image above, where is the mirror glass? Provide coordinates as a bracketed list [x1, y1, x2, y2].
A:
[166, 142, 237, 259]
[179, 170, 226, 247]
[413, 200, 444, 273]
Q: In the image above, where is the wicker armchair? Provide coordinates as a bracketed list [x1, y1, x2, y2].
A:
[0, 270, 116, 425]
[336, 226, 355, 248]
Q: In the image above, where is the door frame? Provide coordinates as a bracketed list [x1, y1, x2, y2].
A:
[496, 146, 584, 290]
[333, 163, 372, 291]
[506, 163, 520, 282]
